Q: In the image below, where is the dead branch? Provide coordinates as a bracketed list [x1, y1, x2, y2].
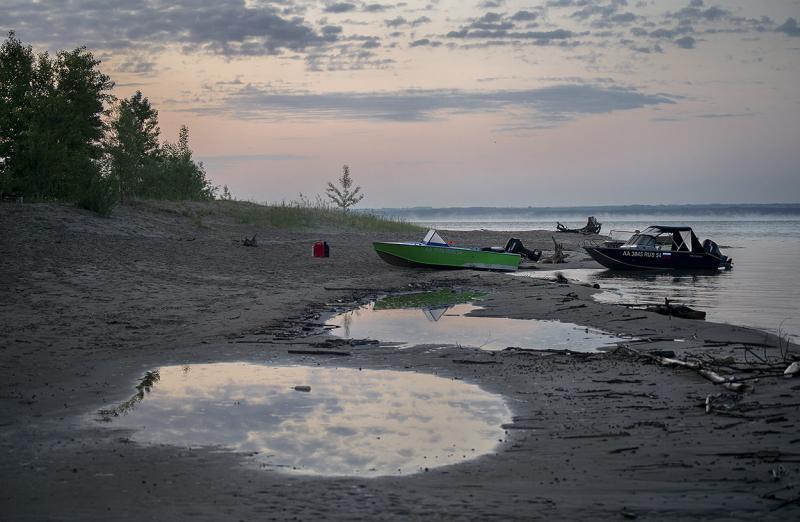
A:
[541, 237, 566, 264]
[618, 344, 751, 392]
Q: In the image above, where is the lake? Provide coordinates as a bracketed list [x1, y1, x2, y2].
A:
[387, 206, 800, 340]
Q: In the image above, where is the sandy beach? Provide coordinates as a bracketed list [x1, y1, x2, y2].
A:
[1, 202, 798, 520]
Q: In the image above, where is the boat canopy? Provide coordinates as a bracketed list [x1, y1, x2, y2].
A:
[422, 229, 449, 246]
[623, 226, 704, 252]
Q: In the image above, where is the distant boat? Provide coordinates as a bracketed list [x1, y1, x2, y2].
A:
[373, 230, 522, 272]
[584, 226, 732, 271]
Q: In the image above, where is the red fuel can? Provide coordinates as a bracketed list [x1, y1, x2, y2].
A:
[312, 241, 330, 257]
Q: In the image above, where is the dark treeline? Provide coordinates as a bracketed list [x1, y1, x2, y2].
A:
[0, 32, 215, 215]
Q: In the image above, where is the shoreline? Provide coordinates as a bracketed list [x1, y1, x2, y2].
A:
[1, 202, 798, 520]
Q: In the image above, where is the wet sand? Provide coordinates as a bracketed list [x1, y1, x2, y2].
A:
[1, 202, 798, 520]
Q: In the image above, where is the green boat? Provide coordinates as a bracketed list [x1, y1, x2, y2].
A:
[373, 230, 522, 272]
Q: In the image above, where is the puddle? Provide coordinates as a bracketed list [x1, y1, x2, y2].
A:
[95, 363, 511, 477]
[326, 303, 623, 352]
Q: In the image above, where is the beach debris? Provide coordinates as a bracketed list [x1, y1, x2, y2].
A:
[646, 298, 706, 320]
[242, 234, 257, 247]
[556, 216, 601, 235]
[312, 240, 330, 257]
[288, 349, 351, 356]
[784, 362, 800, 377]
[541, 237, 566, 264]
[650, 350, 676, 358]
[293, 385, 311, 392]
[619, 345, 751, 393]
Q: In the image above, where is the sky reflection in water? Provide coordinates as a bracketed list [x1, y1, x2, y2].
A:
[98, 363, 511, 477]
[326, 303, 623, 352]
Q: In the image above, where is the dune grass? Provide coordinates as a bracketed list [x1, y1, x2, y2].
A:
[226, 200, 420, 232]
[140, 199, 421, 232]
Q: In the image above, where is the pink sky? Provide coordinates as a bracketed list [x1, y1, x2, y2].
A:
[4, 0, 799, 206]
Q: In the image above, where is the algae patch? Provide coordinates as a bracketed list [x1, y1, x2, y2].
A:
[374, 289, 485, 310]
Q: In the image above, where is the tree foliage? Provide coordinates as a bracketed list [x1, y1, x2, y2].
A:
[0, 32, 215, 214]
[0, 32, 114, 203]
[325, 165, 364, 211]
[107, 90, 160, 202]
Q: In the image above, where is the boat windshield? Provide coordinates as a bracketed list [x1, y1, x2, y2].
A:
[622, 233, 657, 249]
[422, 230, 448, 246]
[620, 227, 698, 251]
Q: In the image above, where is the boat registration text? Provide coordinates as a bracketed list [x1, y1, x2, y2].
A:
[621, 251, 662, 259]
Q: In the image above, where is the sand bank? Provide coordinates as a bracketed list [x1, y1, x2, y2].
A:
[1, 202, 798, 520]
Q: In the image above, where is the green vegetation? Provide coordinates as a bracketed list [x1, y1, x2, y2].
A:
[374, 289, 486, 310]
[1, 32, 395, 226]
[137, 199, 420, 232]
[326, 165, 364, 211]
[219, 199, 419, 232]
[0, 32, 213, 215]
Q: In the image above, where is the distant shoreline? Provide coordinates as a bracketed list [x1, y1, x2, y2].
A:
[366, 202, 800, 219]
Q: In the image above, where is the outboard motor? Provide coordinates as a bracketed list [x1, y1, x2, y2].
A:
[505, 238, 542, 262]
[703, 239, 731, 267]
[703, 239, 722, 257]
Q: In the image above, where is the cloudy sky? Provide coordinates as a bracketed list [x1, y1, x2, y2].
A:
[4, 0, 799, 207]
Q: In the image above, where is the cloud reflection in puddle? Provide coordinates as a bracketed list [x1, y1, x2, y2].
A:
[97, 363, 511, 477]
[327, 303, 623, 352]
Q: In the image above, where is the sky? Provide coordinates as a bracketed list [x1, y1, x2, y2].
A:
[3, 0, 800, 207]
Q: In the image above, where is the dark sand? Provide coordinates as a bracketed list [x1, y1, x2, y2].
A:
[1, 202, 798, 520]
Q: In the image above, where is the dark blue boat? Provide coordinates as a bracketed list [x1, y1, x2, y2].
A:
[584, 226, 732, 271]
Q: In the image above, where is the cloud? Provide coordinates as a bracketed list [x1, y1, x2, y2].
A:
[479, 0, 506, 8]
[409, 38, 441, 48]
[511, 11, 538, 22]
[200, 83, 673, 126]
[384, 15, 431, 28]
[115, 56, 158, 76]
[445, 11, 577, 43]
[324, 3, 357, 14]
[776, 18, 800, 37]
[385, 16, 408, 28]
[675, 36, 696, 49]
[1, 0, 337, 58]
[364, 3, 391, 12]
[667, 3, 729, 23]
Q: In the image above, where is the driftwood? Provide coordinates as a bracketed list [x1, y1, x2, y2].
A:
[556, 216, 601, 235]
[287, 349, 351, 356]
[541, 237, 566, 264]
[646, 298, 705, 320]
[243, 234, 257, 247]
[619, 345, 751, 393]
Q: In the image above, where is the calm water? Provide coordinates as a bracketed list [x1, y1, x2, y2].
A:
[327, 302, 624, 352]
[96, 363, 511, 477]
[407, 213, 800, 339]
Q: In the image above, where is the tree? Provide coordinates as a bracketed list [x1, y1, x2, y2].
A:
[0, 31, 35, 192]
[107, 90, 161, 201]
[157, 125, 215, 200]
[0, 32, 113, 201]
[49, 46, 114, 200]
[325, 165, 364, 211]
